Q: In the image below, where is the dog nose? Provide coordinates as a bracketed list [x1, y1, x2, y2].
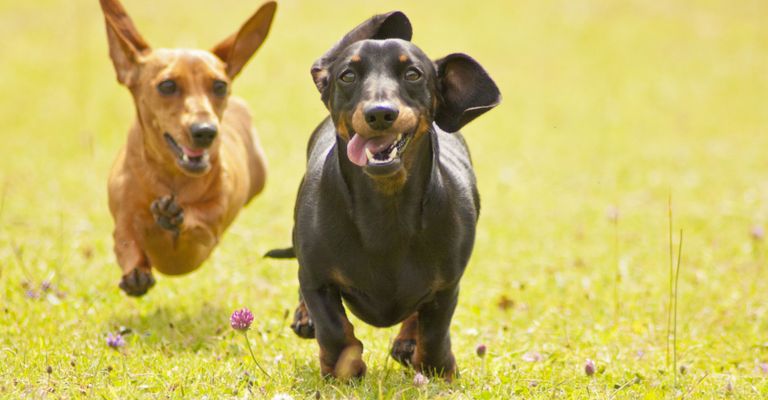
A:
[189, 123, 218, 147]
[364, 103, 399, 130]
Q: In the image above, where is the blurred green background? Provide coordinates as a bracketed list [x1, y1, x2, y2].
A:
[1, 0, 767, 397]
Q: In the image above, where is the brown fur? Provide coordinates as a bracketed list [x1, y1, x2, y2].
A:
[101, 0, 276, 295]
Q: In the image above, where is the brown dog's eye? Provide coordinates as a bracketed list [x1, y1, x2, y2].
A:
[157, 79, 178, 96]
[339, 70, 356, 83]
[212, 80, 228, 97]
[404, 68, 422, 82]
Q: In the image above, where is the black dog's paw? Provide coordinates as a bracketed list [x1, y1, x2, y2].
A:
[151, 195, 183, 233]
[119, 268, 156, 297]
[390, 338, 416, 366]
[290, 302, 315, 339]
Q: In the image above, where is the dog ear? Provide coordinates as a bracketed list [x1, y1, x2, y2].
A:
[99, 0, 150, 86]
[212, 1, 277, 79]
[434, 53, 501, 133]
[311, 11, 412, 99]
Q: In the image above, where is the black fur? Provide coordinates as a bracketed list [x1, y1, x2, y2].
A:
[285, 11, 500, 378]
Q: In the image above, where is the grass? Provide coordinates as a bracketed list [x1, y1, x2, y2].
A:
[1, 0, 768, 397]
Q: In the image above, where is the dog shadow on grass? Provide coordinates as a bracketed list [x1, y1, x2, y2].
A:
[107, 301, 231, 354]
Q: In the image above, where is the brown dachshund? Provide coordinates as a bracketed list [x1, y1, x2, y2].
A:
[99, 0, 276, 296]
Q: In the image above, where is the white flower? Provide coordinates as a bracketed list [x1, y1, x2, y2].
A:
[413, 372, 429, 387]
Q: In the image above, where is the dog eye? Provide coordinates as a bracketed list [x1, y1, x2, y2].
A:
[404, 68, 422, 82]
[212, 80, 228, 97]
[157, 79, 178, 96]
[339, 70, 356, 83]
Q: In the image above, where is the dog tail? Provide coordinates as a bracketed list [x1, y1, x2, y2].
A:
[263, 247, 296, 259]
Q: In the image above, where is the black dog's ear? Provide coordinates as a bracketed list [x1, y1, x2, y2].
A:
[434, 53, 501, 133]
[311, 11, 412, 98]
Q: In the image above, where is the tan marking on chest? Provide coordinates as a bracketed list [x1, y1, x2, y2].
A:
[331, 268, 353, 287]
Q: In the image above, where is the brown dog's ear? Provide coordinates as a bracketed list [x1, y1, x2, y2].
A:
[99, 0, 150, 86]
[434, 53, 501, 133]
[311, 11, 412, 99]
[211, 1, 277, 79]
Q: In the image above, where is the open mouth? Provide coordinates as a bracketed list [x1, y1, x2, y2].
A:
[346, 132, 413, 174]
[163, 133, 210, 174]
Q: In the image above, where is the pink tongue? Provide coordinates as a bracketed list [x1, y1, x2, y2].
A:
[346, 134, 395, 167]
[183, 147, 206, 157]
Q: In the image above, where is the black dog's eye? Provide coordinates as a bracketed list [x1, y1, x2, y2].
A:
[157, 79, 178, 96]
[212, 80, 228, 97]
[339, 70, 356, 83]
[404, 68, 422, 82]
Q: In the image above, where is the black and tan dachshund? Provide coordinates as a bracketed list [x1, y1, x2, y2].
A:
[267, 11, 500, 380]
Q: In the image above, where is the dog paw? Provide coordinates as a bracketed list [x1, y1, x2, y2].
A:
[322, 345, 366, 380]
[151, 195, 183, 233]
[414, 352, 457, 382]
[119, 268, 156, 297]
[390, 338, 416, 366]
[290, 302, 315, 339]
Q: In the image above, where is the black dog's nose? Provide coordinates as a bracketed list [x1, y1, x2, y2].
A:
[189, 123, 218, 147]
[364, 103, 399, 130]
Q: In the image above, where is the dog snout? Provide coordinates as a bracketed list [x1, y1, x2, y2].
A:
[364, 103, 399, 130]
[189, 122, 218, 147]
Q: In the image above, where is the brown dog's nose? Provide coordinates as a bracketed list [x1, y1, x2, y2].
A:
[364, 103, 399, 130]
[190, 123, 218, 147]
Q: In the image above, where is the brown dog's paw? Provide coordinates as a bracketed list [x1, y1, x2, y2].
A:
[290, 302, 315, 339]
[119, 268, 156, 296]
[390, 338, 416, 366]
[151, 195, 184, 233]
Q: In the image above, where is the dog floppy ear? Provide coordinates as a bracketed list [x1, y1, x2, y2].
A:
[434, 53, 501, 133]
[212, 1, 277, 79]
[311, 11, 412, 100]
[99, 0, 151, 86]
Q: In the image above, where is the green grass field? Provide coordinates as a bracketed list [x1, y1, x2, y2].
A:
[2, 0, 767, 398]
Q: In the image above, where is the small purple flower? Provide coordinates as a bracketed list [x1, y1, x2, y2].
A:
[725, 378, 734, 393]
[41, 280, 52, 292]
[106, 333, 125, 349]
[584, 359, 596, 376]
[230, 308, 254, 331]
[522, 351, 543, 362]
[476, 343, 487, 358]
[413, 372, 429, 387]
[751, 225, 765, 241]
[25, 289, 39, 299]
[757, 362, 768, 375]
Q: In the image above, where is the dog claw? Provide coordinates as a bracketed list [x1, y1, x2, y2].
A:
[390, 338, 416, 366]
[119, 268, 156, 296]
[290, 303, 315, 339]
[151, 195, 184, 232]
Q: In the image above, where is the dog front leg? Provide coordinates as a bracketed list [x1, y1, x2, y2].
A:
[413, 286, 459, 381]
[301, 285, 366, 380]
[113, 223, 155, 296]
